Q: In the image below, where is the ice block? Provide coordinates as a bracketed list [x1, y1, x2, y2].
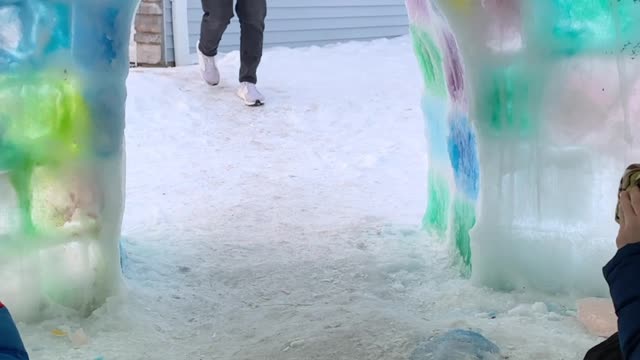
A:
[407, 0, 640, 296]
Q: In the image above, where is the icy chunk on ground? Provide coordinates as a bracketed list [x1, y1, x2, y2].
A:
[578, 297, 617, 338]
[410, 329, 501, 360]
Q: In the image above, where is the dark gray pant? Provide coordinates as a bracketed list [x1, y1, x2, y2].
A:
[199, 0, 266, 84]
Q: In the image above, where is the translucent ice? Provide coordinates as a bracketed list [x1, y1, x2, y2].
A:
[0, 0, 137, 320]
[407, 0, 640, 296]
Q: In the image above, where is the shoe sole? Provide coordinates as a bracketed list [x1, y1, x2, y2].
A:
[238, 92, 265, 106]
[202, 76, 219, 86]
[245, 100, 264, 107]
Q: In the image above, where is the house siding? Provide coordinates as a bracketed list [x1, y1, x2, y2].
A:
[163, 0, 408, 64]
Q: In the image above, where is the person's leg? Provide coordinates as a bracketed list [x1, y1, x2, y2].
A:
[235, 0, 267, 84]
[199, 0, 234, 57]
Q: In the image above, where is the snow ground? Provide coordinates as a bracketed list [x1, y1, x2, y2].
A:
[17, 35, 601, 359]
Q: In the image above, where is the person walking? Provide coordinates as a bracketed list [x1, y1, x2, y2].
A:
[198, 0, 267, 106]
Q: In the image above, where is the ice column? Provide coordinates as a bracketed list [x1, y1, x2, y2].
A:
[0, 0, 137, 320]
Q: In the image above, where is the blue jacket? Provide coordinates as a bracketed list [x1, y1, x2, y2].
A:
[0, 303, 28, 360]
[604, 243, 640, 360]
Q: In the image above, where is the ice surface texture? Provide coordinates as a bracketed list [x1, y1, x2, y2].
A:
[0, 0, 136, 320]
[407, 0, 640, 296]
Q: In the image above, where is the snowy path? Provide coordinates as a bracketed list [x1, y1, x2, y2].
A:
[20, 36, 598, 359]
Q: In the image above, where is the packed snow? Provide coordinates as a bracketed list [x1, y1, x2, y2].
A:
[16, 36, 604, 359]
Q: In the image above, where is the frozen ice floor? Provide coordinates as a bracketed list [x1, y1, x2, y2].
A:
[17, 36, 601, 359]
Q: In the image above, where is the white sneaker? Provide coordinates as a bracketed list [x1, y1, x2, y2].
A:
[236, 82, 265, 106]
[197, 42, 220, 86]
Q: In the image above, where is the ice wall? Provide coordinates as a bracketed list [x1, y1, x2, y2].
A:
[407, 0, 640, 296]
[0, 0, 136, 320]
